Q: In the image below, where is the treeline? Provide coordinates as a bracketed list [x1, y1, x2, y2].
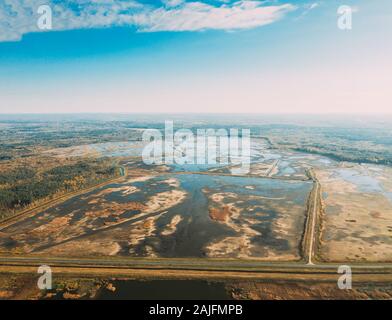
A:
[292, 147, 392, 166]
[0, 160, 119, 219]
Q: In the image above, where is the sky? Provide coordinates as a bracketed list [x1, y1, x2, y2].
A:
[0, 0, 391, 114]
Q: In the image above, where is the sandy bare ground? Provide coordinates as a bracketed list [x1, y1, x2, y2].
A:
[316, 164, 392, 262]
[0, 176, 187, 256]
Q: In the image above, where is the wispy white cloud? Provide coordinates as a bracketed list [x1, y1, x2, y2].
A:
[138, 1, 295, 32]
[294, 2, 320, 20]
[0, 0, 295, 42]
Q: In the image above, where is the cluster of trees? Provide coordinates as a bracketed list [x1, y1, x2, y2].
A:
[0, 160, 118, 219]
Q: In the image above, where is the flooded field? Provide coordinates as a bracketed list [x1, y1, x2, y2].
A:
[2, 137, 391, 263]
[0, 159, 311, 260]
[45, 140, 147, 158]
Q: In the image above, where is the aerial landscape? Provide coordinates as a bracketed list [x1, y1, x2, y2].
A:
[0, 0, 391, 301]
[0, 114, 392, 299]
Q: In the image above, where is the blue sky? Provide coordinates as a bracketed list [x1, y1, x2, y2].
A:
[0, 0, 391, 113]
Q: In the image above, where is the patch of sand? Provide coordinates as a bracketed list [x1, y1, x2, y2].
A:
[161, 215, 183, 236]
[144, 190, 187, 214]
[162, 178, 180, 188]
[41, 240, 122, 256]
